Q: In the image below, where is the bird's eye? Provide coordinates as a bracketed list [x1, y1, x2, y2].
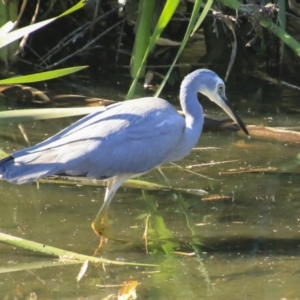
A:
[217, 84, 224, 92]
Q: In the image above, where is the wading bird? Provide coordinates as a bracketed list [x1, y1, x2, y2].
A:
[0, 69, 248, 233]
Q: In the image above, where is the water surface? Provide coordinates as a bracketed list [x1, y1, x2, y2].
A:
[0, 81, 299, 299]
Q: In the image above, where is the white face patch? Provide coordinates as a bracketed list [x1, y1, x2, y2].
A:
[199, 76, 226, 104]
[199, 87, 215, 101]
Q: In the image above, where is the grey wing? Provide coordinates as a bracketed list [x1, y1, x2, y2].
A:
[0, 98, 185, 183]
[12, 104, 121, 155]
[85, 109, 185, 178]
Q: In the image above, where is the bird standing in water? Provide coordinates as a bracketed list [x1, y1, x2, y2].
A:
[0, 69, 248, 233]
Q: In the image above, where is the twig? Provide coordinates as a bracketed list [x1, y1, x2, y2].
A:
[119, 63, 209, 68]
[38, 22, 90, 68]
[91, 0, 101, 32]
[12, 0, 28, 30]
[170, 162, 220, 181]
[38, 20, 123, 71]
[40, 0, 57, 19]
[248, 70, 300, 91]
[212, 11, 239, 81]
[38, 8, 118, 69]
[14, 0, 40, 58]
[186, 159, 239, 169]
[116, 18, 126, 63]
[142, 214, 150, 255]
[17, 123, 31, 146]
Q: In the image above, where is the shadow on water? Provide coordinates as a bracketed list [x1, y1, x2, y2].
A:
[1, 85, 300, 298]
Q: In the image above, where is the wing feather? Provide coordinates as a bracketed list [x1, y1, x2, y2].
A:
[1, 98, 186, 183]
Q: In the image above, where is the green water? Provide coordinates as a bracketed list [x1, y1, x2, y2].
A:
[0, 84, 300, 299]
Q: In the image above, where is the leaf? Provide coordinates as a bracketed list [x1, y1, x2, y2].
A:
[156, 37, 182, 46]
[58, 0, 86, 18]
[192, 0, 213, 35]
[0, 232, 157, 267]
[0, 106, 105, 123]
[0, 21, 14, 37]
[0, 0, 85, 49]
[0, 66, 88, 84]
[118, 281, 139, 300]
[76, 260, 89, 282]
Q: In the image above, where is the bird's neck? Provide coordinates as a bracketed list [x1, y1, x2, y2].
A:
[161, 84, 204, 164]
[168, 83, 204, 161]
[180, 84, 204, 130]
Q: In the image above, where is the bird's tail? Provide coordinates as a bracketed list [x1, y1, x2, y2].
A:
[0, 156, 15, 181]
[0, 153, 62, 185]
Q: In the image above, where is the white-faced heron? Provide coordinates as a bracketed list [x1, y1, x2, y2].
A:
[0, 69, 248, 233]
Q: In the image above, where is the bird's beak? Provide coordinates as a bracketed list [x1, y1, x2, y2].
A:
[215, 94, 249, 135]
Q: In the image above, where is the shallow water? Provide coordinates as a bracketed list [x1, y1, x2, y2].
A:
[0, 81, 300, 299]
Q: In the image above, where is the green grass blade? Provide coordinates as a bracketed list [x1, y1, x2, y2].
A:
[151, 0, 180, 42]
[192, 0, 213, 35]
[0, 18, 55, 49]
[259, 18, 300, 56]
[0, 106, 105, 123]
[37, 176, 208, 198]
[58, 0, 86, 18]
[0, 232, 157, 267]
[130, 0, 156, 79]
[126, 0, 180, 99]
[0, 66, 88, 84]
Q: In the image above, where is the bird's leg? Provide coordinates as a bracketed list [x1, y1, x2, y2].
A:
[92, 175, 128, 235]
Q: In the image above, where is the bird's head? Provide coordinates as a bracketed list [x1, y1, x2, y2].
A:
[188, 69, 249, 135]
